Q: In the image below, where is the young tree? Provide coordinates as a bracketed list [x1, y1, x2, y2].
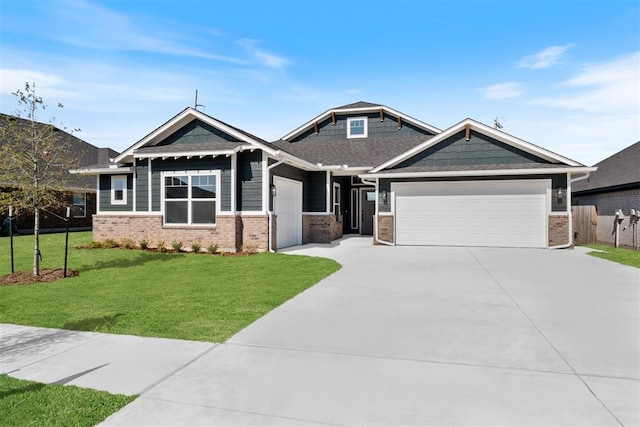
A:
[0, 82, 79, 276]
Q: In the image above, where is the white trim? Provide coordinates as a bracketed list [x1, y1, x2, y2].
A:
[133, 148, 240, 160]
[371, 118, 585, 173]
[94, 211, 164, 217]
[71, 166, 134, 174]
[111, 175, 127, 205]
[161, 170, 221, 225]
[240, 211, 268, 216]
[333, 182, 341, 217]
[325, 171, 331, 214]
[282, 105, 441, 141]
[148, 158, 153, 212]
[132, 157, 137, 212]
[96, 175, 100, 213]
[350, 188, 359, 230]
[231, 152, 237, 214]
[361, 166, 596, 179]
[347, 117, 368, 139]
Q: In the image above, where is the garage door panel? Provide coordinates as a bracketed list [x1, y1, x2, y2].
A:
[394, 181, 547, 248]
[274, 177, 302, 249]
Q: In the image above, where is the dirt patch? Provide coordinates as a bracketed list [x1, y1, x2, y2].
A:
[0, 268, 79, 286]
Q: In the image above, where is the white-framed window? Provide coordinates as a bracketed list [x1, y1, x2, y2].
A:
[163, 171, 219, 225]
[111, 175, 127, 205]
[333, 182, 341, 218]
[72, 192, 86, 218]
[347, 117, 367, 138]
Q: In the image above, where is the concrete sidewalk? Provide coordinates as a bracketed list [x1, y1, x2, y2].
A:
[0, 324, 216, 396]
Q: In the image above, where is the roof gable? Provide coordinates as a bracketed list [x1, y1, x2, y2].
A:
[573, 141, 640, 193]
[393, 129, 551, 170]
[115, 107, 277, 163]
[372, 118, 583, 172]
[281, 101, 441, 141]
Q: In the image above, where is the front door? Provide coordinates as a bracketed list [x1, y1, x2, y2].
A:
[360, 189, 375, 235]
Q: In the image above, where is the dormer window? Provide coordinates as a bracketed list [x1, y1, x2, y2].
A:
[347, 117, 367, 138]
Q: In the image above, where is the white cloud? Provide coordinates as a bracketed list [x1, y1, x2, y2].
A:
[237, 39, 291, 69]
[478, 82, 524, 100]
[517, 44, 573, 69]
[530, 51, 640, 113]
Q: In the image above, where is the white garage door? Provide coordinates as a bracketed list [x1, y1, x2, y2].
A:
[394, 180, 548, 248]
[274, 176, 303, 249]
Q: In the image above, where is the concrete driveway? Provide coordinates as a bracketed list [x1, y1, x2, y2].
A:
[103, 238, 639, 426]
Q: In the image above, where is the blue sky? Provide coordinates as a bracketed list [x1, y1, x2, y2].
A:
[0, 0, 638, 166]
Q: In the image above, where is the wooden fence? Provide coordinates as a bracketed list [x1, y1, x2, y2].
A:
[572, 205, 597, 245]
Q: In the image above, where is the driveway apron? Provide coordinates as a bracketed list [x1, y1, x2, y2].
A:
[102, 238, 638, 426]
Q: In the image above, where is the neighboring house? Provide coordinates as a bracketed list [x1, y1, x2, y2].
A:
[0, 113, 119, 232]
[73, 102, 594, 251]
[573, 141, 640, 248]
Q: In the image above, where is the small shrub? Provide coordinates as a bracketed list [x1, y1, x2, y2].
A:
[190, 242, 201, 253]
[86, 241, 104, 249]
[120, 238, 135, 250]
[171, 241, 183, 252]
[139, 239, 149, 250]
[157, 240, 166, 253]
[207, 243, 218, 254]
[102, 239, 119, 249]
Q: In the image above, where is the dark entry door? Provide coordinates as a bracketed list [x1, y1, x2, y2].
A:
[360, 190, 375, 235]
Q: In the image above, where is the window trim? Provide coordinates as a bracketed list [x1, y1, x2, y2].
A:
[347, 117, 368, 139]
[72, 192, 87, 218]
[111, 175, 127, 205]
[333, 182, 341, 219]
[161, 170, 220, 226]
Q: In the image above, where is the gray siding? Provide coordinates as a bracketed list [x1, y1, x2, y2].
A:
[380, 174, 568, 213]
[237, 151, 263, 211]
[291, 112, 434, 143]
[394, 130, 552, 169]
[157, 119, 240, 146]
[135, 159, 149, 211]
[99, 174, 133, 211]
[150, 157, 232, 211]
[308, 171, 327, 212]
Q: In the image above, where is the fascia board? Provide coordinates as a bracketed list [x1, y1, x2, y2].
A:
[133, 148, 239, 159]
[281, 106, 441, 141]
[70, 166, 134, 175]
[361, 166, 597, 179]
[371, 118, 584, 173]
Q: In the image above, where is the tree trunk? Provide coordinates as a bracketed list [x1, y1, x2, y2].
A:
[33, 207, 40, 276]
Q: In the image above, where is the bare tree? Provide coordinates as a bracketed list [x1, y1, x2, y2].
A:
[0, 82, 79, 276]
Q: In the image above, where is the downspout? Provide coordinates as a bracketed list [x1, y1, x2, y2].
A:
[549, 172, 591, 249]
[361, 178, 394, 246]
[267, 158, 285, 252]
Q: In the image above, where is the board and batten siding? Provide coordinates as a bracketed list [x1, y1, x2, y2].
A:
[135, 159, 149, 211]
[99, 174, 133, 211]
[290, 112, 434, 143]
[149, 157, 232, 212]
[237, 151, 263, 211]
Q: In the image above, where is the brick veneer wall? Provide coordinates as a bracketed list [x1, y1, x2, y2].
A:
[93, 214, 245, 252]
[331, 214, 343, 240]
[302, 214, 337, 244]
[241, 215, 269, 251]
[377, 215, 394, 243]
[548, 215, 570, 247]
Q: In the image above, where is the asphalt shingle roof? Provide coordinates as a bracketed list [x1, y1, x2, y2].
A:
[271, 133, 434, 168]
[572, 141, 640, 193]
[0, 113, 118, 190]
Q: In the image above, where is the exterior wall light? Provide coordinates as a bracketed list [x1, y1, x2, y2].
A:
[557, 187, 563, 204]
[271, 184, 277, 197]
[382, 190, 388, 205]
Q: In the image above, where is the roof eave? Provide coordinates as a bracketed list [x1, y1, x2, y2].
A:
[361, 166, 597, 179]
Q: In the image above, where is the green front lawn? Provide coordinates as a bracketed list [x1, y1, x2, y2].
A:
[0, 232, 340, 342]
[0, 374, 135, 427]
[584, 244, 640, 268]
